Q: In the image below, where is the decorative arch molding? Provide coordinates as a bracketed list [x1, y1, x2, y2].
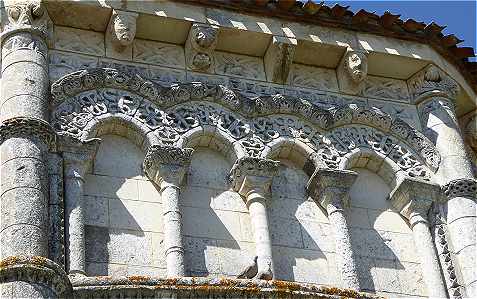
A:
[51, 68, 440, 181]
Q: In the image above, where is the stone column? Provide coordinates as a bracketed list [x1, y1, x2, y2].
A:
[59, 135, 101, 276]
[229, 157, 279, 280]
[390, 177, 447, 298]
[307, 168, 360, 290]
[411, 64, 477, 297]
[143, 144, 194, 278]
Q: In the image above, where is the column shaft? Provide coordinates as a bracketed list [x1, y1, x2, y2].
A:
[161, 183, 185, 277]
[327, 201, 360, 290]
[412, 218, 448, 298]
[247, 193, 274, 277]
[64, 168, 86, 275]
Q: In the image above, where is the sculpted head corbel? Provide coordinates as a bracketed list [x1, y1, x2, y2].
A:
[229, 157, 279, 202]
[58, 134, 101, 181]
[143, 144, 194, 189]
[307, 168, 358, 213]
[108, 9, 138, 51]
[389, 176, 441, 227]
[337, 48, 368, 95]
[185, 23, 219, 72]
[1, 0, 52, 42]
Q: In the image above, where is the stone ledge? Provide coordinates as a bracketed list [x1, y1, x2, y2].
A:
[71, 276, 381, 298]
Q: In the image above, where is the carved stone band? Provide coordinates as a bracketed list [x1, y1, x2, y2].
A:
[0, 116, 56, 149]
[0, 256, 72, 297]
[442, 178, 477, 199]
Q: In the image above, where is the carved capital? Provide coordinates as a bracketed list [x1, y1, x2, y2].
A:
[0, 0, 52, 42]
[143, 144, 194, 187]
[229, 157, 279, 199]
[0, 116, 55, 149]
[462, 111, 477, 151]
[442, 178, 477, 199]
[107, 9, 138, 51]
[389, 177, 440, 225]
[408, 64, 460, 103]
[58, 134, 101, 180]
[264, 36, 297, 84]
[0, 256, 72, 297]
[337, 49, 368, 95]
[185, 23, 218, 72]
[307, 168, 358, 211]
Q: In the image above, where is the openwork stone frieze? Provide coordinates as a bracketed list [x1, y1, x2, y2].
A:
[0, 116, 56, 149]
[442, 178, 477, 199]
[51, 68, 440, 182]
[0, 256, 72, 297]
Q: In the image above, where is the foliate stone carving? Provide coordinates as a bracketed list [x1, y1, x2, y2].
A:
[408, 64, 460, 102]
[0, 256, 72, 297]
[54, 26, 105, 56]
[228, 157, 279, 194]
[0, 0, 53, 41]
[108, 9, 138, 51]
[143, 144, 194, 186]
[264, 36, 296, 84]
[50, 68, 440, 179]
[185, 23, 218, 72]
[215, 52, 266, 81]
[133, 39, 185, 68]
[49, 51, 99, 81]
[363, 76, 410, 102]
[307, 168, 357, 209]
[389, 177, 440, 222]
[337, 49, 368, 95]
[288, 64, 339, 92]
[442, 178, 477, 199]
[0, 116, 56, 149]
[58, 134, 101, 178]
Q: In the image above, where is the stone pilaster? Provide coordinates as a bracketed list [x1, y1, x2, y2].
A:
[58, 134, 100, 276]
[229, 157, 279, 280]
[411, 64, 477, 297]
[143, 144, 194, 278]
[307, 168, 360, 291]
[390, 177, 447, 298]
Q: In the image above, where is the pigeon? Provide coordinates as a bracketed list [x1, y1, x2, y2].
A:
[237, 256, 258, 279]
[254, 260, 273, 280]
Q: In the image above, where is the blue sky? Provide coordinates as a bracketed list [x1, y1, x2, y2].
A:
[323, 1, 476, 60]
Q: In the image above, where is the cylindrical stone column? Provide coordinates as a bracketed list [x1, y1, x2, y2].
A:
[60, 136, 100, 276]
[143, 144, 194, 278]
[307, 168, 360, 290]
[414, 65, 477, 297]
[390, 177, 448, 298]
[229, 157, 279, 280]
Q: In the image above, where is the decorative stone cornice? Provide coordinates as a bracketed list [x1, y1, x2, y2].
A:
[307, 168, 358, 210]
[185, 23, 218, 72]
[389, 177, 440, 225]
[442, 178, 477, 199]
[264, 36, 297, 84]
[0, 0, 53, 42]
[143, 144, 194, 187]
[337, 49, 368, 95]
[408, 64, 460, 103]
[229, 157, 279, 198]
[107, 9, 138, 51]
[0, 256, 72, 297]
[0, 116, 56, 149]
[70, 275, 377, 299]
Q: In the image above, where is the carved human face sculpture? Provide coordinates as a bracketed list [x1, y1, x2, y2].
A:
[346, 52, 368, 83]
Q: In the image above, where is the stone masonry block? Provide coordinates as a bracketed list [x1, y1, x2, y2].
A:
[1, 158, 48, 195]
[1, 188, 47, 231]
[84, 195, 109, 227]
[108, 198, 163, 232]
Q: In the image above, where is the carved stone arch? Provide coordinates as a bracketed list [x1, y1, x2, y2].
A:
[50, 68, 440, 181]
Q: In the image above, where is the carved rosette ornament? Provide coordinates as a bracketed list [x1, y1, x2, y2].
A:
[185, 23, 218, 72]
[0, 116, 56, 149]
[337, 49, 368, 95]
[108, 9, 138, 52]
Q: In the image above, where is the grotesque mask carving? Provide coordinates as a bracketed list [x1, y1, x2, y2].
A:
[109, 10, 138, 50]
[345, 51, 368, 83]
